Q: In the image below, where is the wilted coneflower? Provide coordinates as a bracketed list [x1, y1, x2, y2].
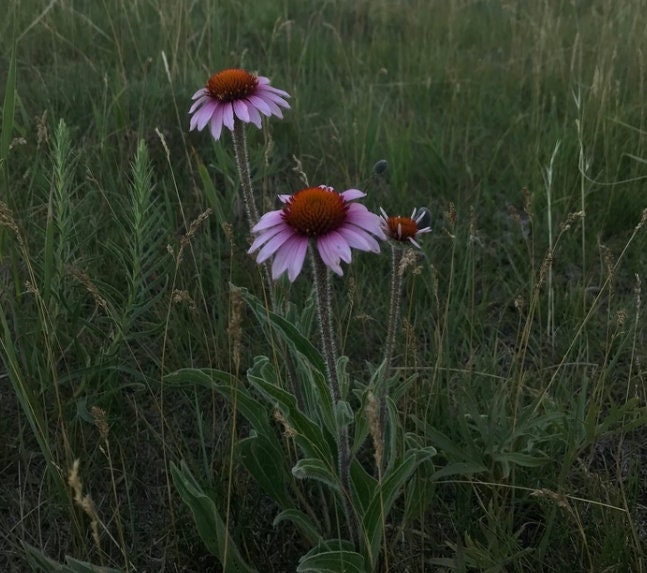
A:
[379, 207, 431, 248]
[377, 207, 431, 467]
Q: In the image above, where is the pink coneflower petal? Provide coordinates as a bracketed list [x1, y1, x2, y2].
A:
[272, 235, 308, 281]
[249, 185, 384, 281]
[337, 225, 381, 252]
[340, 188, 366, 202]
[209, 109, 224, 141]
[263, 100, 284, 119]
[221, 103, 235, 131]
[193, 100, 218, 131]
[252, 210, 285, 233]
[189, 94, 210, 113]
[233, 99, 250, 122]
[189, 68, 291, 141]
[247, 105, 262, 129]
[321, 231, 352, 263]
[246, 95, 273, 116]
[346, 204, 386, 238]
[255, 227, 296, 263]
[191, 88, 208, 101]
[258, 89, 292, 108]
[316, 236, 344, 276]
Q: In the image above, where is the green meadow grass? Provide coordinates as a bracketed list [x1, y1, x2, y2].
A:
[1, 0, 646, 570]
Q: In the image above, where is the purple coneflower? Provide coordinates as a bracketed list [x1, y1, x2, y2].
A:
[379, 207, 431, 248]
[189, 68, 290, 140]
[249, 185, 385, 282]
[376, 207, 431, 464]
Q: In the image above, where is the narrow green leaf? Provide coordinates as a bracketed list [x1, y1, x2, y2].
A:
[197, 160, 226, 222]
[21, 542, 64, 572]
[350, 460, 377, 515]
[239, 432, 293, 509]
[21, 542, 123, 573]
[170, 461, 257, 573]
[491, 451, 549, 468]
[431, 461, 488, 480]
[306, 367, 336, 436]
[240, 287, 326, 374]
[248, 356, 335, 463]
[362, 448, 434, 567]
[0, 40, 17, 172]
[297, 549, 366, 573]
[64, 557, 123, 573]
[164, 368, 275, 438]
[414, 418, 483, 465]
[292, 458, 340, 493]
[273, 509, 323, 546]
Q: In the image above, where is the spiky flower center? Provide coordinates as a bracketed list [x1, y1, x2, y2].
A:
[386, 216, 419, 241]
[206, 69, 258, 102]
[283, 187, 349, 237]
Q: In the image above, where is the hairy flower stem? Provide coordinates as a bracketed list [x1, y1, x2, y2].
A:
[231, 119, 260, 226]
[311, 248, 358, 547]
[231, 120, 275, 297]
[230, 120, 305, 409]
[378, 244, 404, 463]
[230, 120, 280, 312]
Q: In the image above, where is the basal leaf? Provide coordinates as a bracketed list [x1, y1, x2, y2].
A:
[292, 457, 340, 492]
[297, 541, 366, 573]
[362, 447, 434, 568]
[431, 461, 488, 480]
[239, 432, 293, 509]
[239, 287, 326, 374]
[273, 508, 323, 546]
[170, 461, 257, 573]
[164, 368, 274, 438]
[248, 357, 334, 463]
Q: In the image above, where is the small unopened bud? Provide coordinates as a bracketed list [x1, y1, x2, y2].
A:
[373, 159, 388, 175]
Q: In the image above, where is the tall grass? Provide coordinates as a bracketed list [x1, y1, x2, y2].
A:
[2, 0, 647, 570]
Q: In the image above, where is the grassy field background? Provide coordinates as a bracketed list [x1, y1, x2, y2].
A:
[2, 0, 647, 570]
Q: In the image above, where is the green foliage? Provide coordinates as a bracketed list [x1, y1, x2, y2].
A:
[170, 461, 257, 573]
[3, 0, 647, 570]
[0, 38, 16, 192]
[22, 542, 122, 573]
[297, 541, 366, 573]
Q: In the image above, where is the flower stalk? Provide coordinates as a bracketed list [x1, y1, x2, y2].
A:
[383, 244, 404, 382]
[311, 247, 358, 546]
[378, 244, 404, 448]
[377, 207, 431, 466]
[231, 119, 260, 227]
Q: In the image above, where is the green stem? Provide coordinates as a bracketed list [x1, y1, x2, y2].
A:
[230, 119, 259, 227]
[310, 247, 357, 547]
[378, 244, 404, 460]
[384, 245, 404, 381]
[229, 119, 305, 410]
[311, 248, 340, 402]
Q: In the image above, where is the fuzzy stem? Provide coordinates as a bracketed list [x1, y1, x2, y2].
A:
[230, 119, 276, 305]
[378, 244, 404, 459]
[229, 120, 305, 410]
[311, 248, 340, 402]
[384, 244, 404, 380]
[310, 247, 357, 546]
[230, 119, 259, 227]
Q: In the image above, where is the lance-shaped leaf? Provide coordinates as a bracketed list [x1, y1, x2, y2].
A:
[170, 461, 257, 573]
